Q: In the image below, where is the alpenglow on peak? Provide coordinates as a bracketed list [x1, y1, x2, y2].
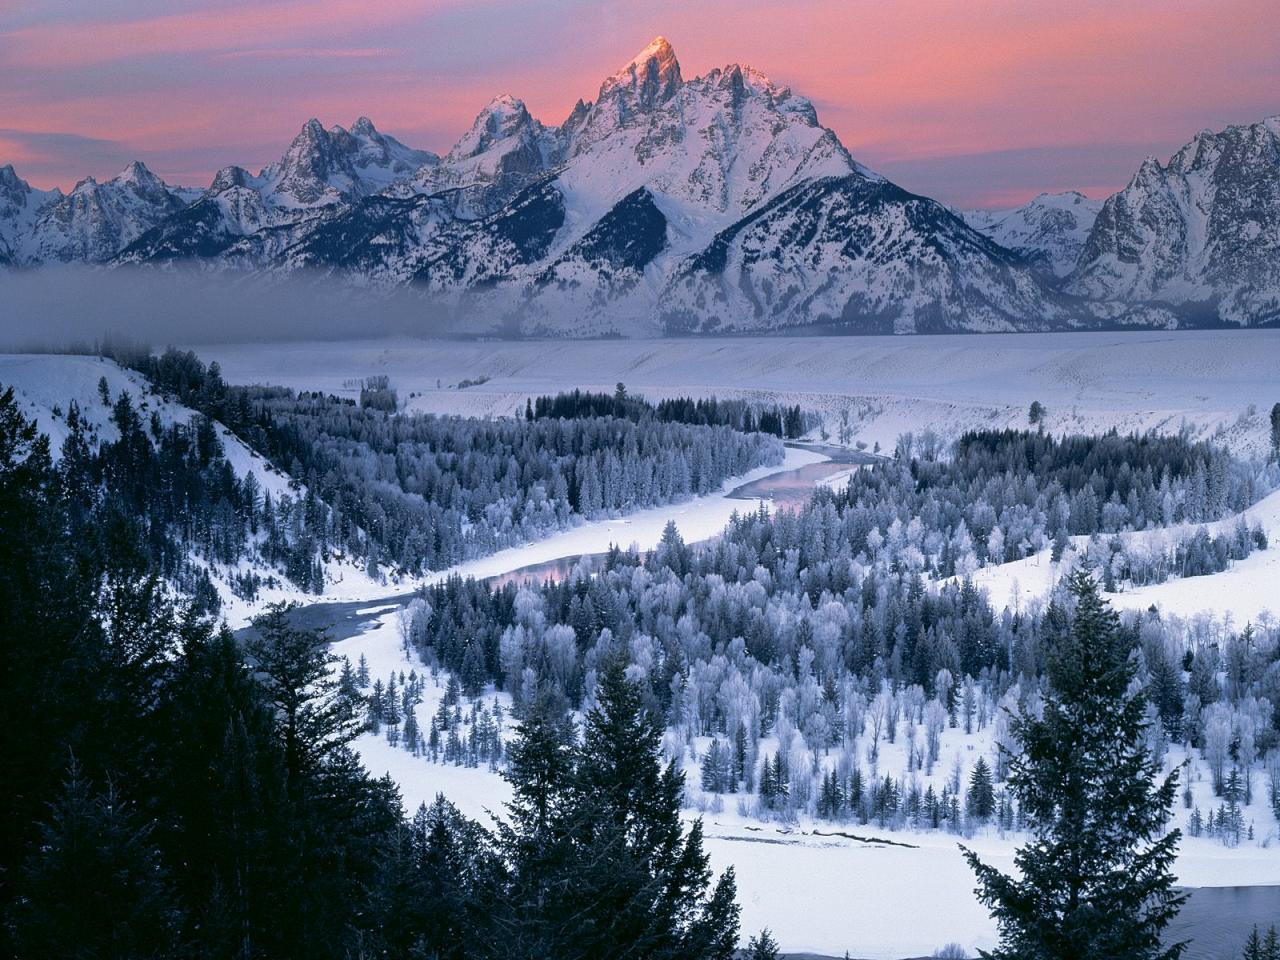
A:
[598, 35, 683, 106]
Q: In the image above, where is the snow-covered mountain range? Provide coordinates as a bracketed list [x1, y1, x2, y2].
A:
[3, 39, 1278, 333]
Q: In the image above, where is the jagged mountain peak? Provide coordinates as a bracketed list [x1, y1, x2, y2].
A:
[448, 95, 539, 161]
[596, 35, 680, 102]
[963, 191, 1102, 279]
[598, 35, 683, 108]
[209, 165, 253, 193]
[110, 160, 169, 193]
[1069, 114, 1280, 325]
[254, 115, 436, 208]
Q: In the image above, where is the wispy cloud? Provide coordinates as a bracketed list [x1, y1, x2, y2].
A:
[213, 47, 400, 62]
[0, 0, 466, 67]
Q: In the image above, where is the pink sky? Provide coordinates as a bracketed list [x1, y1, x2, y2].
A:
[1, 0, 1276, 207]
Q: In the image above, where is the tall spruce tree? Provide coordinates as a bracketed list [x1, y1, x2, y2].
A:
[963, 570, 1186, 959]
[502, 662, 739, 960]
[967, 757, 996, 822]
[496, 686, 577, 959]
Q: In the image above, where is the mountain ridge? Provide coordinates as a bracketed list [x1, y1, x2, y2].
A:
[2, 39, 1277, 334]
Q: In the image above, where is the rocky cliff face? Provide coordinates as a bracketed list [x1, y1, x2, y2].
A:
[1068, 117, 1280, 325]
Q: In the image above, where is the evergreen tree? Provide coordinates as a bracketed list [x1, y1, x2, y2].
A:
[963, 571, 1186, 960]
[701, 739, 729, 793]
[245, 604, 358, 789]
[503, 663, 739, 959]
[1243, 927, 1264, 960]
[1264, 927, 1280, 960]
[10, 765, 181, 960]
[967, 756, 996, 822]
[748, 927, 781, 960]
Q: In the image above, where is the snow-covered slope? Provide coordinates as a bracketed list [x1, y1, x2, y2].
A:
[0, 353, 297, 496]
[1069, 116, 1280, 325]
[661, 175, 1072, 334]
[963, 191, 1102, 279]
[0, 353, 398, 618]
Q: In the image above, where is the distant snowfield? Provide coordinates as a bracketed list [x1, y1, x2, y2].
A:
[200, 329, 1280, 457]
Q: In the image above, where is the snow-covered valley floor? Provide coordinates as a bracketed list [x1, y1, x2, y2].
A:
[200, 329, 1280, 458]
[334, 603, 1280, 960]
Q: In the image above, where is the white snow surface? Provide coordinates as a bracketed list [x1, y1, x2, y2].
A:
[200, 330, 1280, 459]
[964, 487, 1280, 627]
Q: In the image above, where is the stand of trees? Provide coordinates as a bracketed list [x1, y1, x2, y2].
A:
[0, 387, 739, 959]
[530, 385, 815, 439]
[397, 438, 1280, 842]
[837, 428, 1273, 578]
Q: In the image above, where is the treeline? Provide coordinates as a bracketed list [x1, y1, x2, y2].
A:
[1081, 517, 1267, 592]
[833, 428, 1273, 579]
[88, 346, 782, 578]
[0, 386, 740, 959]
[530, 385, 814, 439]
[257, 391, 781, 572]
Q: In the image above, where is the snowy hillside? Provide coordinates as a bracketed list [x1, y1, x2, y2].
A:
[964, 486, 1280, 625]
[0, 354, 393, 615]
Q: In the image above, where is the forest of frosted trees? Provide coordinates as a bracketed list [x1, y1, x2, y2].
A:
[390, 430, 1280, 844]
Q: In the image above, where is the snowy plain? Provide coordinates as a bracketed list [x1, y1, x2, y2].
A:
[200, 329, 1280, 458]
